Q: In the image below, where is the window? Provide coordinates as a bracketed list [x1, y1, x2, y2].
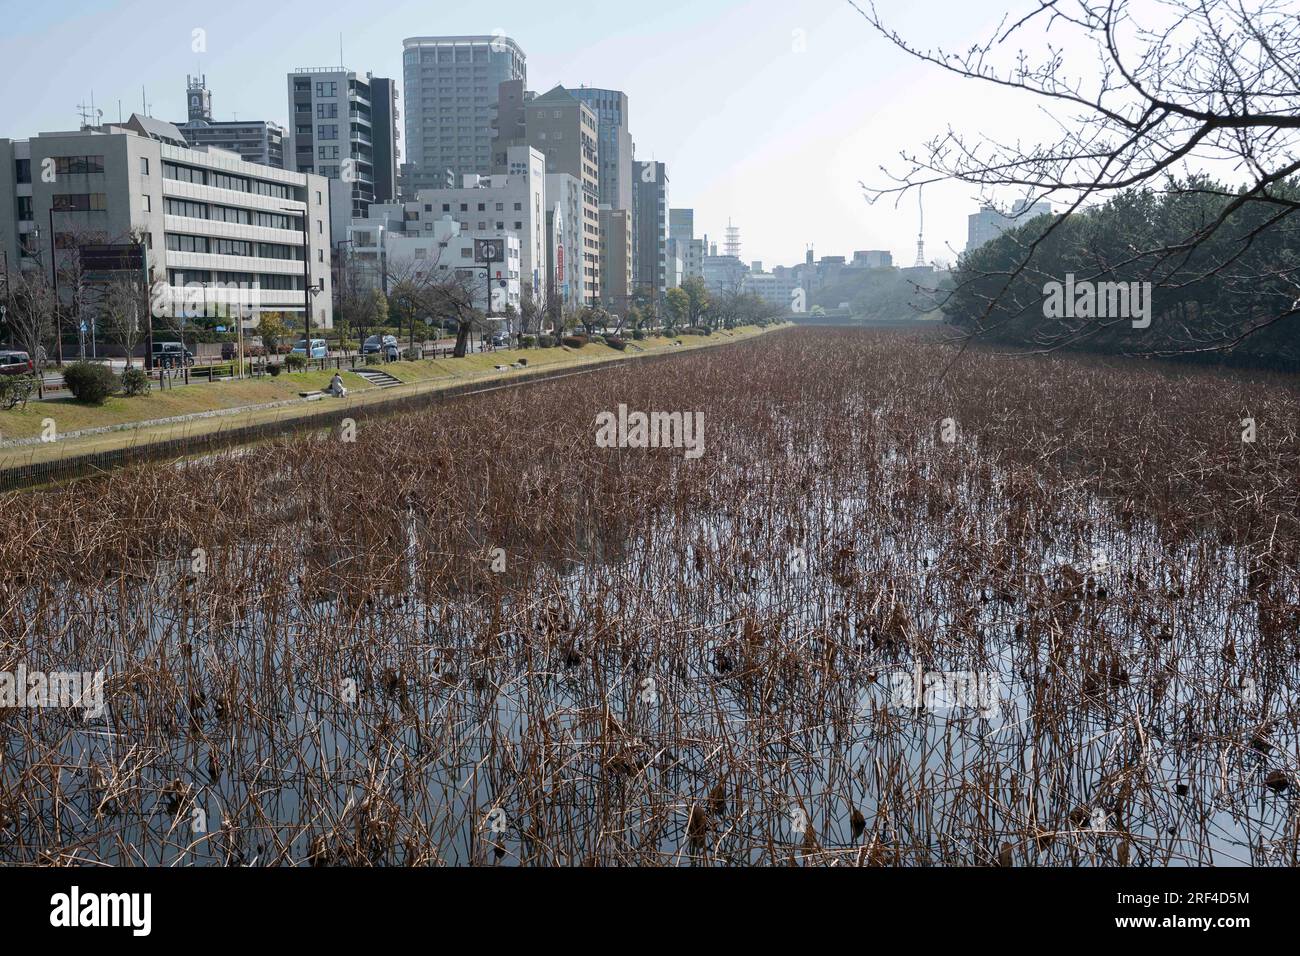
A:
[210, 172, 250, 193]
[166, 198, 208, 219]
[315, 81, 337, 97]
[142, 195, 151, 212]
[53, 155, 105, 175]
[317, 103, 338, 118]
[52, 193, 107, 211]
[16, 197, 32, 221]
[140, 157, 150, 175]
[15, 159, 31, 184]
[495, 202, 503, 211]
[477, 203, 485, 212]
[318, 146, 339, 160]
[163, 162, 207, 185]
[317, 125, 338, 140]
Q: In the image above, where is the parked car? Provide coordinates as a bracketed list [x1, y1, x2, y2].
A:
[151, 341, 195, 369]
[489, 333, 508, 348]
[0, 351, 34, 376]
[291, 339, 329, 359]
[362, 334, 399, 355]
[219, 341, 263, 360]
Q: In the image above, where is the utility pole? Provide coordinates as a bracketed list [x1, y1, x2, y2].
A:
[49, 207, 62, 366]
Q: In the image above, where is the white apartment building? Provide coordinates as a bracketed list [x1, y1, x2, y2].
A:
[348, 213, 521, 318]
[406, 145, 546, 302]
[0, 115, 332, 336]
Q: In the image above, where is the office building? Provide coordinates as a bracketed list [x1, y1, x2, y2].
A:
[633, 160, 669, 296]
[0, 117, 333, 335]
[525, 86, 600, 304]
[546, 172, 585, 311]
[571, 88, 633, 211]
[348, 210, 521, 317]
[599, 206, 632, 310]
[402, 145, 546, 301]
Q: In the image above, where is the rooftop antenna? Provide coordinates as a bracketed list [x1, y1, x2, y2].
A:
[913, 186, 926, 267]
[340, 33, 345, 70]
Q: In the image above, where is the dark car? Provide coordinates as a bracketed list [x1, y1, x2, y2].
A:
[151, 342, 195, 369]
[0, 351, 34, 376]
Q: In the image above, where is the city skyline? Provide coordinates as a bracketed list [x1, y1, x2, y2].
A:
[0, 0, 1069, 272]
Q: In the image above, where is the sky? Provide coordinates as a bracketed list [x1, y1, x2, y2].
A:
[0, 0, 1108, 269]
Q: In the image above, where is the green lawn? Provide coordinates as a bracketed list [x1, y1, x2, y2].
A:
[0, 324, 786, 462]
[0, 369, 372, 440]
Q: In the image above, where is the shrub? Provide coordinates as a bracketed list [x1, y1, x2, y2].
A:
[606, 336, 627, 351]
[682, 326, 711, 336]
[0, 375, 37, 410]
[561, 335, 587, 349]
[284, 354, 307, 371]
[364, 354, 381, 366]
[631, 329, 645, 340]
[268, 363, 282, 377]
[589, 334, 606, 345]
[119, 366, 151, 397]
[538, 334, 557, 348]
[521, 335, 536, 348]
[402, 348, 422, 361]
[62, 361, 118, 404]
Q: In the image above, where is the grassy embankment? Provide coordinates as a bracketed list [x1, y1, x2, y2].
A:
[0, 325, 784, 466]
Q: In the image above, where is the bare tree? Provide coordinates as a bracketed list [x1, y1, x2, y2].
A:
[855, 0, 1300, 356]
[96, 275, 148, 367]
[7, 270, 54, 375]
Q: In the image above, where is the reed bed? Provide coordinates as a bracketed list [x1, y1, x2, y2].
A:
[1, 326, 1298, 866]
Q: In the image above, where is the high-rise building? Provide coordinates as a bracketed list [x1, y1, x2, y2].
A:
[967, 199, 1054, 251]
[175, 75, 285, 168]
[402, 35, 527, 191]
[571, 88, 633, 211]
[633, 160, 669, 297]
[599, 206, 632, 310]
[525, 86, 600, 305]
[0, 118, 333, 338]
[369, 78, 400, 204]
[286, 67, 398, 218]
[668, 207, 703, 281]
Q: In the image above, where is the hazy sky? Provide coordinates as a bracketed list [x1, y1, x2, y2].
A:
[0, 0, 1096, 268]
